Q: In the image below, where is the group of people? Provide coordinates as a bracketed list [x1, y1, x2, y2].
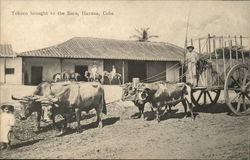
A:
[89, 64, 117, 81]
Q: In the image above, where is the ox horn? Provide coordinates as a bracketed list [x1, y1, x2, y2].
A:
[28, 95, 42, 101]
[11, 95, 29, 101]
[34, 96, 49, 102]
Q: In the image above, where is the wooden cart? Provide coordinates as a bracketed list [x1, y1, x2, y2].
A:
[188, 34, 250, 116]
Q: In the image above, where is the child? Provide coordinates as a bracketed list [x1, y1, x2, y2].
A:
[0, 104, 15, 150]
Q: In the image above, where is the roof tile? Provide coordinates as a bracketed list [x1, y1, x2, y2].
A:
[18, 37, 185, 61]
[0, 44, 16, 57]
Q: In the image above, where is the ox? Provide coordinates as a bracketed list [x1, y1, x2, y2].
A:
[11, 95, 45, 131]
[53, 72, 81, 82]
[122, 81, 166, 119]
[12, 82, 107, 134]
[135, 81, 194, 122]
[11, 82, 71, 131]
[37, 82, 107, 134]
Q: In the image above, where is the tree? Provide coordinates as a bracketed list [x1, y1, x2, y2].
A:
[130, 27, 159, 42]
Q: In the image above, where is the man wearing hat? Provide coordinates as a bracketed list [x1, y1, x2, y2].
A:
[186, 45, 198, 86]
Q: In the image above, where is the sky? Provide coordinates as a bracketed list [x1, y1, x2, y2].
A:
[0, 0, 250, 52]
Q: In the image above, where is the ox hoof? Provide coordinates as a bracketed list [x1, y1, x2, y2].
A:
[76, 130, 81, 134]
[157, 119, 160, 123]
[6, 145, 11, 150]
[97, 122, 103, 128]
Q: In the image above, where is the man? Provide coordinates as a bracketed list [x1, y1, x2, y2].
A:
[186, 45, 198, 86]
[91, 65, 98, 81]
[110, 65, 116, 80]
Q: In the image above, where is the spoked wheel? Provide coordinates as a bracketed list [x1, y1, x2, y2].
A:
[191, 88, 221, 106]
[224, 64, 250, 116]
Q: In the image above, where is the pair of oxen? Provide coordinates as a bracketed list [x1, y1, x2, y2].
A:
[12, 81, 107, 134]
[122, 81, 194, 122]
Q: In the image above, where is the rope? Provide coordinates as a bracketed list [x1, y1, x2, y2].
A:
[140, 62, 180, 82]
[138, 36, 248, 84]
[143, 74, 167, 83]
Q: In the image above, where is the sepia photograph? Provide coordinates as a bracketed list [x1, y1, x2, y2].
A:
[0, 0, 249, 159]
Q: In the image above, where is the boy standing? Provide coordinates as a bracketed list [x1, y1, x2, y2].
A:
[0, 104, 15, 150]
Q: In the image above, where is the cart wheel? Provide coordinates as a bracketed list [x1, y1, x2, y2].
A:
[224, 64, 250, 116]
[191, 89, 221, 106]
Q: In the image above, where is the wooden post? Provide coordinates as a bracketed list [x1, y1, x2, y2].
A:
[122, 60, 125, 84]
[235, 36, 238, 61]
[206, 38, 209, 53]
[208, 34, 211, 61]
[60, 59, 63, 79]
[191, 38, 193, 46]
[213, 36, 219, 86]
[4, 57, 6, 84]
[222, 38, 226, 81]
[198, 39, 201, 53]
[240, 35, 245, 63]
[229, 35, 232, 68]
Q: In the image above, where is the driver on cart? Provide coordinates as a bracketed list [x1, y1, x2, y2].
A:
[186, 45, 199, 87]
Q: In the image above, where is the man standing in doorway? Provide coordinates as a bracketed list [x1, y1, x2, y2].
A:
[186, 45, 198, 86]
[110, 65, 116, 80]
[91, 64, 98, 81]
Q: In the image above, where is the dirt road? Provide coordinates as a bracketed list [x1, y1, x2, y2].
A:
[1, 98, 249, 159]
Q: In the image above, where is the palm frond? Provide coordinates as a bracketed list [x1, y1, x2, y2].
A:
[148, 35, 159, 38]
[129, 35, 141, 39]
[135, 28, 143, 36]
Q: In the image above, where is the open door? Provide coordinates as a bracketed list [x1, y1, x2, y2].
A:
[128, 61, 146, 82]
[75, 65, 88, 81]
[31, 66, 43, 85]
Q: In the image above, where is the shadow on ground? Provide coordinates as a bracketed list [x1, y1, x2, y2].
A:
[131, 108, 199, 121]
[12, 139, 43, 149]
[37, 113, 97, 134]
[60, 117, 120, 136]
[193, 103, 232, 114]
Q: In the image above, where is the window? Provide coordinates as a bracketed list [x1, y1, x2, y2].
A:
[5, 68, 15, 74]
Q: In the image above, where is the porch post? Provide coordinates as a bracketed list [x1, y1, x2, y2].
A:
[60, 58, 63, 79]
[4, 57, 6, 84]
[122, 60, 125, 84]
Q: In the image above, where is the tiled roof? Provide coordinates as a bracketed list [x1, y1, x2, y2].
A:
[0, 44, 16, 57]
[18, 37, 185, 61]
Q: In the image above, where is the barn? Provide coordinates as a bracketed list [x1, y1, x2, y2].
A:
[2, 37, 185, 85]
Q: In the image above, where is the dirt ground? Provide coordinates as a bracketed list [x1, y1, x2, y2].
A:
[0, 85, 249, 159]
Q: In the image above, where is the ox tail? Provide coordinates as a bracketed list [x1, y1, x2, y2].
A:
[102, 90, 107, 115]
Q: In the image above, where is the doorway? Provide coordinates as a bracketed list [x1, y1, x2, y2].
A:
[128, 61, 146, 82]
[31, 66, 43, 85]
[75, 65, 88, 81]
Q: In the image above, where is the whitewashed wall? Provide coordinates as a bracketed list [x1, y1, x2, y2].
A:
[24, 58, 61, 83]
[0, 57, 22, 84]
[23, 58, 104, 84]
[166, 61, 180, 82]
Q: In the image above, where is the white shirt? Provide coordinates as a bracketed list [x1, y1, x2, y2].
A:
[91, 67, 97, 74]
[186, 51, 198, 63]
[0, 112, 15, 143]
